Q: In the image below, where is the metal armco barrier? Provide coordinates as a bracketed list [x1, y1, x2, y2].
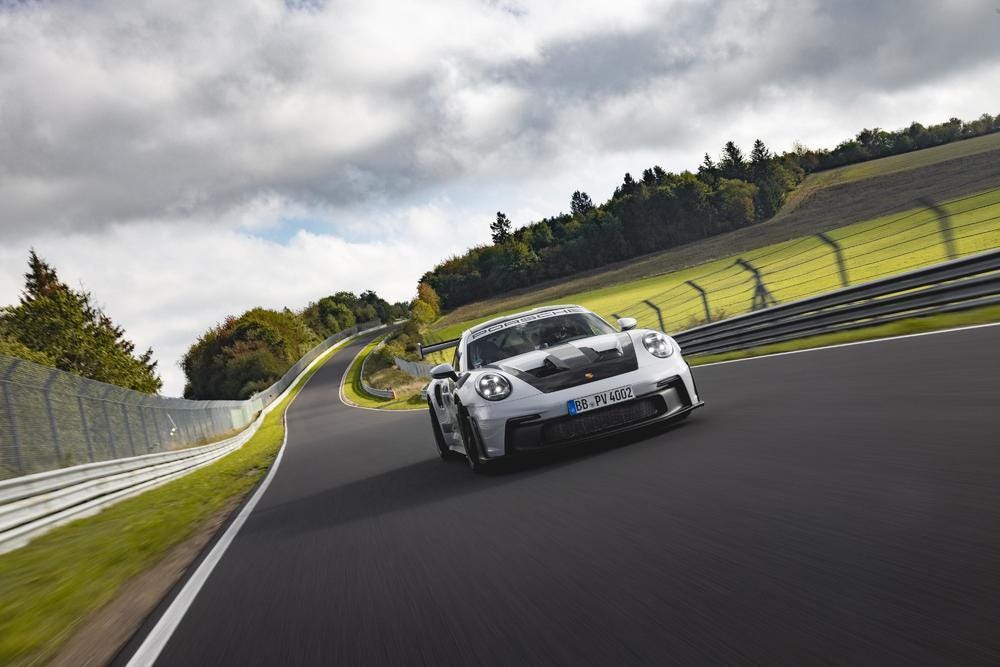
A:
[0, 327, 380, 553]
[0, 321, 382, 480]
[674, 249, 1000, 357]
[361, 337, 396, 399]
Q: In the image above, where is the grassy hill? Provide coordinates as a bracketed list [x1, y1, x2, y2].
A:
[428, 133, 1000, 342]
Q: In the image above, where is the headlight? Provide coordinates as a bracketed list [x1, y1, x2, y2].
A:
[642, 332, 674, 358]
[476, 373, 512, 401]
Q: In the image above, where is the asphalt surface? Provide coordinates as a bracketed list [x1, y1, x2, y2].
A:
[143, 326, 1000, 665]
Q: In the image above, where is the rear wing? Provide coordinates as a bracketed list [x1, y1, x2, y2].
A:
[418, 338, 460, 360]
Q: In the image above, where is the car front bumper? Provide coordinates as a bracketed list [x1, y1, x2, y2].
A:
[466, 360, 702, 459]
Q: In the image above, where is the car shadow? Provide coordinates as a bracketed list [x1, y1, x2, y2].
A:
[245, 417, 698, 539]
[486, 415, 697, 475]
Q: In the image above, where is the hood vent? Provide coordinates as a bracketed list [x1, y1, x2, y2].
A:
[495, 333, 638, 393]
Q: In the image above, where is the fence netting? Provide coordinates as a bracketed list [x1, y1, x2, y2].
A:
[611, 189, 1000, 333]
[0, 321, 380, 480]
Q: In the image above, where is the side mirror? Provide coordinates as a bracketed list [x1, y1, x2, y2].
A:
[617, 317, 637, 331]
[431, 363, 459, 381]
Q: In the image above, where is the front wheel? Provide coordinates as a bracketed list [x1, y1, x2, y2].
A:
[428, 401, 457, 461]
[458, 406, 491, 474]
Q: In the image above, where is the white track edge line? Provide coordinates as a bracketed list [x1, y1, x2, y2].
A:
[125, 337, 350, 666]
[693, 321, 1000, 369]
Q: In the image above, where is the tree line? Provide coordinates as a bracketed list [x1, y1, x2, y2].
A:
[421, 112, 1000, 310]
[0, 251, 410, 400]
[182, 290, 409, 400]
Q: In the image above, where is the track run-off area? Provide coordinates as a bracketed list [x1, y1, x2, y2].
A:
[122, 325, 1000, 665]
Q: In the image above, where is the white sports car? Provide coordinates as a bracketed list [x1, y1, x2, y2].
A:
[421, 305, 703, 472]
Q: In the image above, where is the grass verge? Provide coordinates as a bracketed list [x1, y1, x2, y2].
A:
[0, 339, 350, 666]
[341, 336, 425, 411]
[688, 304, 1000, 367]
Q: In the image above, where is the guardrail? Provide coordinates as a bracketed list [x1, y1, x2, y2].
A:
[610, 189, 1000, 335]
[673, 248, 1000, 357]
[0, 327, 380, 554]
[360, 337, 396, 399]
[0, 321, 382, 481]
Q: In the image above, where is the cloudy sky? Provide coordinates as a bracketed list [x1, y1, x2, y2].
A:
[1, 0, 998, 395]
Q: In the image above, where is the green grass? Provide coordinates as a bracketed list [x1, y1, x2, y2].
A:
[688, 304, 1000, 366]
[428, 187, 1000, 340]
[341, 336, 425, 411]
[0, 339, 352, 666]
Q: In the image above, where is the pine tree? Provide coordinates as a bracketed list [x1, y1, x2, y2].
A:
[570, 191, 594, 216]
[697, 153, 719, 186]
[490, 211, 512, 244]
[1, 252, 161, 392]
[719, 141, 747, 180]
[22, 249, 62, 303]
[749, 139, 772, 182]
[619, 173, 638, 197]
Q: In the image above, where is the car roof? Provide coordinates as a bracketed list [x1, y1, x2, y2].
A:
[464, 304, 586, 338]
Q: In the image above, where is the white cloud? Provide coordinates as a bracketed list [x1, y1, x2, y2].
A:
[0, 211, 474, 395]
[1, 0, 998, 395]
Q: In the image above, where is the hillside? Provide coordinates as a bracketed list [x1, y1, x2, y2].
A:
[429, 132, 1000, 340]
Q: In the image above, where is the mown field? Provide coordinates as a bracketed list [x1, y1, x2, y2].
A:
[783, 130, 1000, 208]
[428, 135, 1000, 343]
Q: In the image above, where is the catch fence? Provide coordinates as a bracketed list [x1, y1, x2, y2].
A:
[610, 188, 1000, 334]
[0, 321, 381, 480]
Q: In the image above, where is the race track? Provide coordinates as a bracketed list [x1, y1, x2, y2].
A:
[126, 325, 1000, 665]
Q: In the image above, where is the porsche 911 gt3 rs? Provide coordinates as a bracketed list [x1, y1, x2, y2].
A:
[421, 305, 703, 472]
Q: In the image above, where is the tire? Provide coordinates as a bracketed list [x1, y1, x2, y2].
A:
[458, 405, 490, 474]
[428, 401, 457, 461]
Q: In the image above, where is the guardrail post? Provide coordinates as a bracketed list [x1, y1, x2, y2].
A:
[918, 197, 957, 260]
[685, 280, 712, 322]
[735, 258, 778, 311]
[2, 360, 25, 475]
[816, 233, 849, 288]
[44, 370, 63, 463]
[642, 300, 666, 331]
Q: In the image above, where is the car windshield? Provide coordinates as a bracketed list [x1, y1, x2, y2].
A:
[467, 313, 616, 369]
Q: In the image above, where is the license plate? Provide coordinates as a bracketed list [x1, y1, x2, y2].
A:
[567, 385, 634, 415]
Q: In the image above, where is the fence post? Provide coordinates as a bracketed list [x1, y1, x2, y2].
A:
[151, 409, 165, 449]
[77, 396, 95, 462]
[137, 403, 153, 453]
[642, 300, 666, 332]
[121, 402, 137, 457]
[735, 258, 778, 311]
[100, 386, 117, 458]
[816, 233, 849, 287]
[44, 370, 64, 464]
[918, 197, 957, 260]
[685, 280, 712, 322]
[1, 360, 25, 475]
